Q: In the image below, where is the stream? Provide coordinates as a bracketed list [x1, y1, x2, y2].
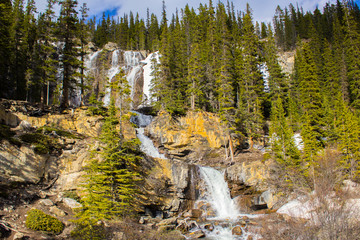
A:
[131, 111, 259, 240]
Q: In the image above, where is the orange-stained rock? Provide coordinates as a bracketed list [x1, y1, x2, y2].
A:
[146, 111, 227, 158]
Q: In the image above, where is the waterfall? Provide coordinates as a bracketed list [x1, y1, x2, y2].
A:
[199, 167, 240, 220]
[141, 52, 160, 106]
[130, 111, 166, 159]
[103, 49, 121, 106]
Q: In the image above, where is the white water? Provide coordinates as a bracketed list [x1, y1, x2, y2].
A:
[141, 52, 160, 106]
[199, 167, 240, 220]
[103, 50, 121, 106]
[130, 111, 166, 159]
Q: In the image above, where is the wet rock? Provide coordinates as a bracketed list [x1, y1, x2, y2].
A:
[254, 190, 278, 209]
[187, 230, 205, 239]
[232, 226, 243, 236]
[203, 223, 214, 231]
[39, 199, 54, 206]
[176, 220, 198, 233]
[234, 195, 253, 213]
[50, 206, 66, 217]
[63, 198, 82, 209]
[189, 209, 203, 219]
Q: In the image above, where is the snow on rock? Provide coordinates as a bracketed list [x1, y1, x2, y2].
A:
[293, 133, 303, 150]
[277, 198, 315, 219]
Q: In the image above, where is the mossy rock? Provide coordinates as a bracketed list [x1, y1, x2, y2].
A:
[0, 124, 15, 141]
[37, 126, 83, 139]
[25, 209, 64, 234]
[19, 133, 61, 154]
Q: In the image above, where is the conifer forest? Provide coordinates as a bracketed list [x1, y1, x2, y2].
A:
[1, 0, 360, 239]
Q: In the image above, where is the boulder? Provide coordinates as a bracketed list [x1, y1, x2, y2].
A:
[63, 198, 82, 209]
[39, 199, 54, 206]
[203, 223, 214, 231]
[50, 206, 66, 217]
[103, 42, 118, 51]
[253, 190, 278, 209]
[187, 230, 205, 239]
[13, 232, 26, 240]
[232, 226, 243, 236]
[158, 217, 178, 226]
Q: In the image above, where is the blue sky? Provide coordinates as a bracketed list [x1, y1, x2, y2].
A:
[35, 0, 360, 23]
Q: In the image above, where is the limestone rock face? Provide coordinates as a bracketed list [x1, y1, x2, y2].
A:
[146, 111, 227, 158]
[0, 140, 53, 183]
[226, 159, 272, 192]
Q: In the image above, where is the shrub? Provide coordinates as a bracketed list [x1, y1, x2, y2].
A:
[37, 126, 82, 139]
[20, 133, 60, 154]
[25, 209, 64, 234]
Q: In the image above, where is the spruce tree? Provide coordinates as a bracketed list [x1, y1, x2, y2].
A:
[74, 99, 141, 238]
[58, 0, 80, 109]
[270, 96, 300, 167]
[0, 0, 12, 98]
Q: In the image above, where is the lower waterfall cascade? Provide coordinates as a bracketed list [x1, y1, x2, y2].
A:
[131, 111, 259, 240]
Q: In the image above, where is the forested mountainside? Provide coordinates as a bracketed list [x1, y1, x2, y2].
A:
[1, 0, 360, 239]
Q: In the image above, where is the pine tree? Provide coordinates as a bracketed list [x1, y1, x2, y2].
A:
[0, 0, 13, 98]
[270, 96, 300, 167]
[78, 3, 89, 106]
[74, 99, 141, 238]
[335, 96, 360, 179]
[344, 8, 360, 109]
[58, 0, 80, 109]
[37, 0, 59, 106]
[10, 0, 26, 99]
[237, 8, 264, 149]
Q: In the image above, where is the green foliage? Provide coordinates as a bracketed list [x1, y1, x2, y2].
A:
[0, 125, 16, 141]
[20, 132, 60, 154]
[37, 126, 82, 139]
[87, 93, 107, 116]
[25, 209, 64, 234]
[73, 99, 142, 236]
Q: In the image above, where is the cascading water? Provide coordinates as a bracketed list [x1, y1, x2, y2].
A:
[104, 50, 120, 106]
[199, 167, 240, 220]
[141, 52, 160, 106]
[130, 111, 166, 159]
[131, 111, 257, 239]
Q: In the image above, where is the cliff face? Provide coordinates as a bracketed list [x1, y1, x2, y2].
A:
[146, 111, 227, 161]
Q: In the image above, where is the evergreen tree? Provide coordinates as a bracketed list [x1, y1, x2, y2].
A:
[270, 96, 300, 167]
[344, 8, 360, 109]
[78, 3, 89, 105]
[58, 0, 80, 109]
[74, 99, 141, 238]
[0, 0, 12, 98]
[10, 0, 26, 99]
[335, 97, 360, 179]
[36, 0, 59, 105]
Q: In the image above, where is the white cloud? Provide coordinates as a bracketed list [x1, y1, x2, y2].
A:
[35, 0, 338, 23]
